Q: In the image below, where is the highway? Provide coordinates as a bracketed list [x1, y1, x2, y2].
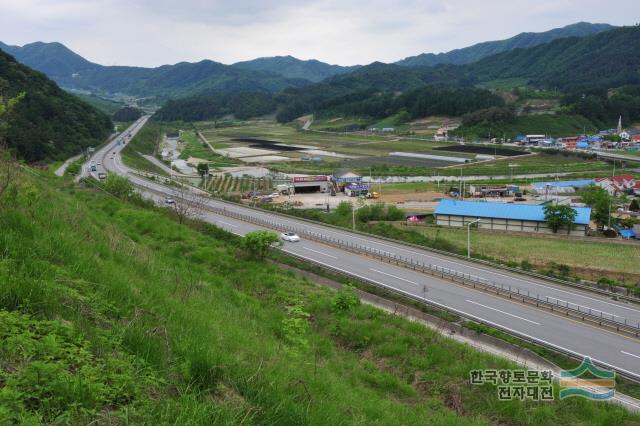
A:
[90, 118, 640, 382]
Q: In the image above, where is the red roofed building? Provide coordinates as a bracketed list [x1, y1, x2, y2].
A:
[560, 136, 581, 150]
[595, 175, 636, 195]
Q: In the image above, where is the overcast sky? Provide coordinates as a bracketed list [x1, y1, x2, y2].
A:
[0, 0, 638, 67]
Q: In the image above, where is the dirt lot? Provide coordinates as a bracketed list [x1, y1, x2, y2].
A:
[272, 192, 360, 209]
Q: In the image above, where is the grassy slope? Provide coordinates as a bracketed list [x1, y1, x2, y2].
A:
[453, 114, 598, 140]
[1, 170, 637, 424]
[178, 130, 240, 169]
[74, 93, 123, 115]
[120, 121, 169, 176]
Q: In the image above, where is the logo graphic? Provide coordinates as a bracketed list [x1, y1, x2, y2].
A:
[559, 357, 616, 400]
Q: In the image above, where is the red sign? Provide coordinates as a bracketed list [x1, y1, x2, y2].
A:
[293, 175, 328, 183]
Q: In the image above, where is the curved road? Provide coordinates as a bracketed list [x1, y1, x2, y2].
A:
[90, 118, 640, 384]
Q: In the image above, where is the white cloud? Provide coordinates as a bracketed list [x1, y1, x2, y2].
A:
[0, 0, 638, 67]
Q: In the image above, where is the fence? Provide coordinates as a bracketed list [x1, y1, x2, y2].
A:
[208, 205, 640, 339]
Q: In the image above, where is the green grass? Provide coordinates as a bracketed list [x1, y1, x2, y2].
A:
[392, 223, 640, 279]
[120, 121, 169, 176]
[73, 93, 124, 115]
[2, 166, 638, 423]
[450, 152, 618, 176]
[178, 130, 239, 169]
[453, 114, 598, 140]
[479, 78, 530, 91]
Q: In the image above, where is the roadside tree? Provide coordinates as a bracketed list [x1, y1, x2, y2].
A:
[196, 163, 209, 178]
[172, 183, 208, 224]
[579, 185, 613, 228]
[543, 204, 577, 233]
[242, 230, 281, 259]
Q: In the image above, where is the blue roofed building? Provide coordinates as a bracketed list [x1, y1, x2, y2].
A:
[531, 179, 594, 194]
[434, 199, 591, 236]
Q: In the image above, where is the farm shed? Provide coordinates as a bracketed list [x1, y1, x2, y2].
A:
[434, 199, 591, 236]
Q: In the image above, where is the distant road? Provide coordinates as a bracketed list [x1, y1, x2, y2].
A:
[595, 151, 640, 163]
[90, 118, 640, 383]
[54, 154, 83, 176]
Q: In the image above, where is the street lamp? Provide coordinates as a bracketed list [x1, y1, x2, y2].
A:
[467, 218, 481, 258]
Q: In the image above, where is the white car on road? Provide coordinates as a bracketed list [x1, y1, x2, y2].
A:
[281, 232, 300, 242]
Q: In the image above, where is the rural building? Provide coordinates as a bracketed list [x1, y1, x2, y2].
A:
[559, 136, 580, 149]
[291, 175, 330, 193]
[595, 175, 636, 195]
[434, 199, 591, 236]
[468, 185, 519, 198]
[345, 183, 369, 197]
[331, 169, 362, 192]
[525, 135, 546, 144]
[531, 179, 594, 194]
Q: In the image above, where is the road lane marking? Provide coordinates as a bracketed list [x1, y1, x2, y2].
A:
[466, 300, 541, 325]
[370, 268, 419, 286]
[621, 350, 640, 360]
[218, 221, 238, 228]
[546, 296, 623, 319]
[280, 250, 640, 382]
[268, 219, 640, 316]
[238, 211, 640, 309]
[303, 246, 337, 259]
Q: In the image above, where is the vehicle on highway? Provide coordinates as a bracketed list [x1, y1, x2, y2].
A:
[281, 232, 300, 242]
[98, 172, 107, 180]
[164, 197, 175, 204]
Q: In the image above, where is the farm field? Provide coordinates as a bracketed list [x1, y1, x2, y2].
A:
[196, 119, 634, 178]
[390, 223, 640, 283]
[178, 130, 240, 169]
[445, 152, 622, 176]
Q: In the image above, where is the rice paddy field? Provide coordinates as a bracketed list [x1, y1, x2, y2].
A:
[196, 119, 634, 178]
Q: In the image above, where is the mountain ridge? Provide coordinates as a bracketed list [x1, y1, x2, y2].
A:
[0, 49, 112, 162]
[0, 22, 617, 97]
[396, 22, 616, 67]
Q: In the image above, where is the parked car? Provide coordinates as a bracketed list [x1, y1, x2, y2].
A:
[98, 172, 107, 180]
[269, 192, 280, 198]
[281, 232, 300, 242]
[164, 197, 175, 204]
[514, 197, 527, 202]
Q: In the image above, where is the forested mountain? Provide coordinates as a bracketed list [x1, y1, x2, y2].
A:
[0, 49, 112, 162]
[396, 22, 615, 67]
[155, 24, 640, 125]
[155, 92, 276, 122]
[0, 41, 96, 77]
[464, 25, 640, 89]
[0, 42, 310, 98]
[232, 55, 358, 82]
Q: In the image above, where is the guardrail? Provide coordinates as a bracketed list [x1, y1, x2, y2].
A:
[209, 205, 640, 339]
[281, 249, 640, 384]
[220, 200, 640, 305]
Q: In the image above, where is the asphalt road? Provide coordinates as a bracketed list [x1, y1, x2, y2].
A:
[91, 119, 640, 382]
